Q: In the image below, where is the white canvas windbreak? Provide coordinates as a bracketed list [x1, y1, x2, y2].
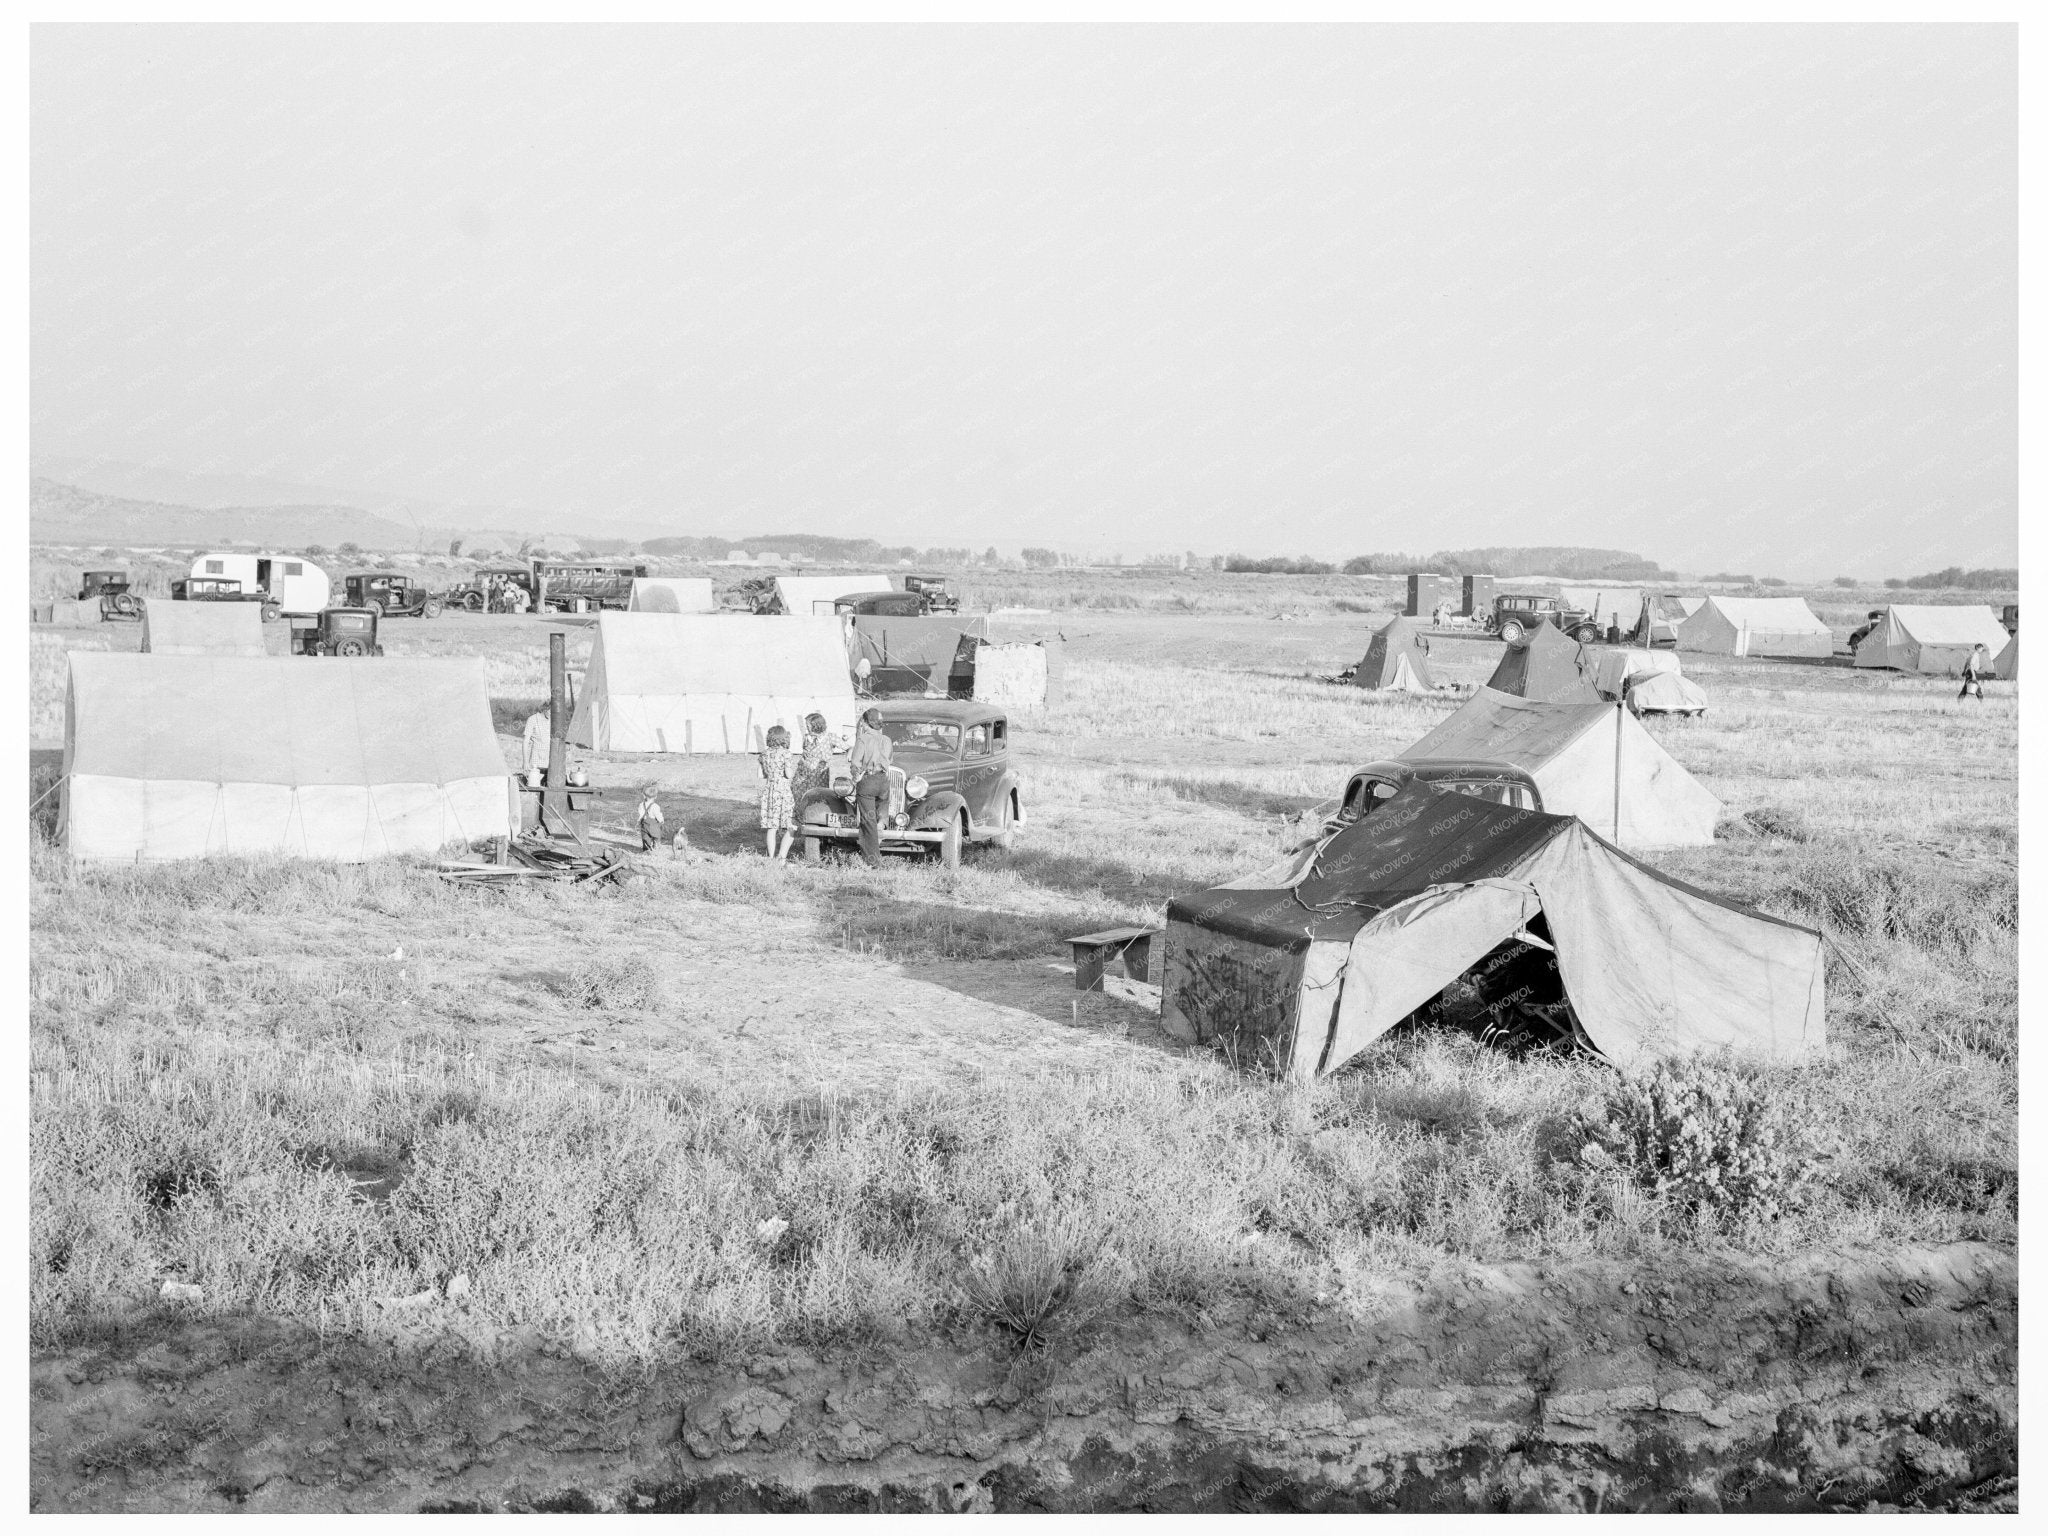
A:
[1401, 688, 1721, 847]
[771, 574, 899, 615]
[1675, 597, 1833, 658]
[627, 578, 716, 613]
[1853, 606, 2012, 674]
[63, 654, 514, 863]
[569, 613, 858, 752]
[1560, 587, 1645, 630]
[141, 600, 267, 656]
[971, 642, 1051, 709]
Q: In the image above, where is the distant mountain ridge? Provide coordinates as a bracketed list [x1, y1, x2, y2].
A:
[31, 478, 429, 550]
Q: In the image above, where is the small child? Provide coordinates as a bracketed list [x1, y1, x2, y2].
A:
[635, 784, 666, 852]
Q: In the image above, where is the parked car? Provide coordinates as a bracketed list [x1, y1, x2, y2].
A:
[901, 574, 961, 612]
[833, 590, 930, 618]
[798, 701, 1023, 868]
[446, 566, 538, 613]
[172, 576, 282, 623]
[1332, 759, 1544, 826]
[1488, 594, 1598, 645]
[185, 552, 330, 616]
[292, 607, 385, 658]
[344, 572, 445, 617]
[79, 570, 140, 620]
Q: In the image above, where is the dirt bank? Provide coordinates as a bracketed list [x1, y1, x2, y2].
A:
[31, 1239, 2014, 1513]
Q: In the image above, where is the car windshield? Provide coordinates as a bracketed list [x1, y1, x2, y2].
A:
[882, 721, 960, 756]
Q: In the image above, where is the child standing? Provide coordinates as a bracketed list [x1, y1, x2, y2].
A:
[635, 784, 666, 852]
[758, 724, 797, 860]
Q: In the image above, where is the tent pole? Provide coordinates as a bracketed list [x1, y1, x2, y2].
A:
[1613, 701, 1623, 843]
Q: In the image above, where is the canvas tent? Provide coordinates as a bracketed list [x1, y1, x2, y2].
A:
[569, 613, 857, 752]
[1352, 615, 1436, 692]
[1994, 633, 2018, 680]
[61, 654, 513, 863]
[1159, 781, 1825, 1079]
[849, 615, 989, 696]
[1675, 596, 1832, 658]
[1484, 623, 1597, 702]
[771, 574, 900, 616]
[1560, 587, 1644, 635]
[1400, 686, 1721, 848]
[1852, 605, 2012, 675]
[1630, 594, 1702, 646]
[627, 577, 716, 614]
[1593, 649, 1708, 716]
[140, 599, 266, 656]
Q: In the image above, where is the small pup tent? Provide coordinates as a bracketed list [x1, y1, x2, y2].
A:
[1400, 687, 1721, 848]
[1485, 623, 1597, 702]
[1993, 633, 2018, 680]
[1852, 605, 2012, 675]
[1630, 593, 1702, 646]
[61, 654, 513, 863]
[569, 613, 858, 753]
[1159, 781, 1825, 1079]
[1675, 596, 1832, 658]
[1559, 587, 1644, 635]
[140, 599, 266, 656]
[849, 615, 989, 696]
[1593, 649, 1708, 716]
[627, 578, 716, 614]
[771, 574, 900, 616]
[1352, 615, 1436, 692]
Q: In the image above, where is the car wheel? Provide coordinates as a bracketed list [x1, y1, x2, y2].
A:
[424, 596, 445, 618]
[1572, 625, 1598, 644]
[939, 812, 964, 870]
[261, 602, 282, 623]
[1498, 620, 1525, 645]
[462, 591, 485, 613]
[334, 638, 368, 658]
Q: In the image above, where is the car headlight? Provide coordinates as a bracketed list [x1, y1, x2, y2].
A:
[890, 813, 909, 828]
[904, 776, 929, 800]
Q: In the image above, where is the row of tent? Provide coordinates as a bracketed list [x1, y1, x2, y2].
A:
[1358, 616, 1709, 715]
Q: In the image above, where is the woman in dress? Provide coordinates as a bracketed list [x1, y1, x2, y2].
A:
[758, 724, 797, 859]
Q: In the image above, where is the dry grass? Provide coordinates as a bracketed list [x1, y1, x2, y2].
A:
[27, 569, 2016, 1370]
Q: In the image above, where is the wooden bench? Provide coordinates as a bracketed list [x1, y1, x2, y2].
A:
[1066, 926, 1160, 992]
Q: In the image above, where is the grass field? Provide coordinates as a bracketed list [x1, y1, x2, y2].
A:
[28, 572, 2017, 1373]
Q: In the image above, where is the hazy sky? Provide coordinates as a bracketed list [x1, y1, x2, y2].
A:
[33, 25, 2015, 575]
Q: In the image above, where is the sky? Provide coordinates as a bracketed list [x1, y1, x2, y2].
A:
[31, 24, 2016, 576]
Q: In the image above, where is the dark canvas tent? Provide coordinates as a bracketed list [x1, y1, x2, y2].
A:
[1352, 616, 1436, 692]
[1629, 594, 1702, 646]
[848, 615, 989, 697]
[1994, 633, 2018, 680]
[1484, 622, 1597, 701]
[1400, 687, 1721, 847]
[1160, 782, 1825, 1079]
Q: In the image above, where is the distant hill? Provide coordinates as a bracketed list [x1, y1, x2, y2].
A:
[30, 478, 426, 551]
[1344, 546, 1672, 581]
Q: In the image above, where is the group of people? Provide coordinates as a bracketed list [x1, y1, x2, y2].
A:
[751, 708, 896, 866]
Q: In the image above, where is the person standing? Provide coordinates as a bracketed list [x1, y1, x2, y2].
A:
[1960, 643, 1990, 701]
[758, 725, 797, 859]
[793, 712, 835, 800]
[847, 708, 893, 869]
[635, 783, 666, 852]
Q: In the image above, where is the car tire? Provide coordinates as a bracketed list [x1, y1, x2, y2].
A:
[424, 596, 445, 618]
[939, 813, 964, 870]
[1498, 620, 1525, 645]
[1572, 625, 1598, 644]
[462, 591, 485, 613]
[261, 603, 282, 624]
[334, 638, 368, 659]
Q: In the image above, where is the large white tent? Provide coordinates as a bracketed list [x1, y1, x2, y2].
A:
[1160, 781, 1825, 1079]
[1400, 687, 1721, 847]
[1852, 605, 2012, 675]
[1674, 596, 1833, 658]
[61, 654, 513, 863]
[140, 600, 267, 656]
[771, 574, 901, 615]
[568, 613, 858, 753]
[626, 577, 716, 614]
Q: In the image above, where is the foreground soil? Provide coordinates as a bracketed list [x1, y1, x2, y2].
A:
[32, 1240, 2015, 1513]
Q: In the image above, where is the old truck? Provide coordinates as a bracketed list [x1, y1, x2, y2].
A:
[79, 570, 141, 620]
[291, 607, 385, 657]
[901, 574, 961, 612]
[446, 565, 538, 613]
[530, 559, 649, 613]
[798, 700, 1023, 869]
[1489, 594, 1599, 645]
[170, 575, 283, 623]
[344, 572, 446, 617]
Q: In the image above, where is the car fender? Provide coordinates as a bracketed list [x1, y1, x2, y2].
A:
[911, 789, 967, 832]
[986, 768, 1023, 825]
[798, 788, 848, 822]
